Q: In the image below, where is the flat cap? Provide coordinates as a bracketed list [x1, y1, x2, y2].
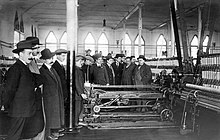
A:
[85, 56, 94, 63]
[55, 49, 68, 54]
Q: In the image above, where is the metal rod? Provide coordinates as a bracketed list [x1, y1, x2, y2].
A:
[186, 83, 220, 95]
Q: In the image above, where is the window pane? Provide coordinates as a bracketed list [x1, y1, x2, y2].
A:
[203, 35, 209, 46]
[85, 33, 95, 55]
[46, 31, 57, 51]
[191, 35, 198, 46]
[125, 33, 131, 56]
[98, 33, 108, 56]
[191, 47, 198, 58]
[134, 34, 145, 58]
[60, 32, 67, 43]
[14, 31, 19, 44]
[157, 35, 166, 45]
[46, 32, 57, 43]
[157, 46, 166, 58]
[60, 44, 67, 50]
[46, 44, 57, 52]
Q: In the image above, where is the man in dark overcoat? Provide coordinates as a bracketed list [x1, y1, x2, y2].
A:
[121, 57, 136, 85]
[52, 49, 69, 129]
[74, 55, 88, 127]
[90, 54, 109, 85]
[39, 49, 65, 140]
[112, 54, 124, 85]
[103, 55, 115, 85]
[134, 55, 152, 112]
[3, 40, 41, 140]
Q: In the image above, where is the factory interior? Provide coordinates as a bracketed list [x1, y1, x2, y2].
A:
[0, 0, 220, 139]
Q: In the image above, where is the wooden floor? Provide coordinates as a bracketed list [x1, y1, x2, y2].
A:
[60, 127, 195, 140]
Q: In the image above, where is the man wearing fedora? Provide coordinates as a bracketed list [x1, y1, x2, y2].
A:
[3, 40, 41, 140]
[112, 54, 124, 85]
[39, 49, 65, 140]
[52, 48, 69, 130]
[134, 55, 152, 112]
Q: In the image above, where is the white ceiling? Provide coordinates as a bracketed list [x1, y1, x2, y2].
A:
[1, 0, 220, 31]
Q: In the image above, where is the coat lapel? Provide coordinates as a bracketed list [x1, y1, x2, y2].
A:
[42, 64, 57, 83]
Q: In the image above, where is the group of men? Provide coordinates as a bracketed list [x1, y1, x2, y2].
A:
[82, 49, 153, 86]
[2, 37, 69, 140]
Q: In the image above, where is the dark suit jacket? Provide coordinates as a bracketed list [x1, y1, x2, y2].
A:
[90, 64, 109, 85]
[75, 66, 84, 101]
[52, 60, 68, 100]
[134, 63, 152, 85]
[40, 64, 64, 128]
[112, 62, 123, 85]
[4, 60, 37, 117]
[121, 63, 136, 85]
[103, 63, 115, 85]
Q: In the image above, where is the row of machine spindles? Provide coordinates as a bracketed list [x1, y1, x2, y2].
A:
[201, 55, 220, 88]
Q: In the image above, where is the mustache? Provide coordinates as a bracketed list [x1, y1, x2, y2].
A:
[28, 58, 34, 60]
[49, 61, 54, 64]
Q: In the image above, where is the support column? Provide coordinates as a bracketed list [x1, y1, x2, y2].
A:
[178, 0, 189, 60]
[170, 0, 183, 71]
[138, 5, 142, 56]
[66, 0, 78, 128]
[122, 22, 126, 54]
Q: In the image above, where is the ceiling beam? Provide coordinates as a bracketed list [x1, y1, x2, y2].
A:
[113, 1, 144, 30]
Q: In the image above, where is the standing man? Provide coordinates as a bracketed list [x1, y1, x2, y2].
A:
[134, 55, 152, 112]
[90, 54, 109, 85]
[134, 55, 152, 85]
[3, 40, 40, 140]
[121, 57, 136, 85]
[112, 54, 124, 85]
[103, 55, 115, 85]
[75, 55, 87, 126]
[52, 49, 69, 129]
[39, 49, 64, 140]
[81, 55, 94, 83]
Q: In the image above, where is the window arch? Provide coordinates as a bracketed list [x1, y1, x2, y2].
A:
[122, 33, 132, 56]
[190, 35, 198, 58]
[98, 33, 108, 56]
[156, 34, 167, 58]
[46, 31, 57, 52]
[60, 31, 67, 50]
[134, 34, 145, 58]
[85, 32, 95, 55]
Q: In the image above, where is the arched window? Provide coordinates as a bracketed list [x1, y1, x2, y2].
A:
[98, 33, 108, 56]
[123, 33, 132, 56]
[134, 34, 145, 58]
[46, 31, 57, 52]
[203, 35, 209, 53]
[156, 34, 167, 58]
[60, 31, 67, 50]
[190, 35, 198, 58]
[85, 32, 95, 55]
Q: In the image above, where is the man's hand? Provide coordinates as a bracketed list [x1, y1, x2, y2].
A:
[81, 93, 87, 99]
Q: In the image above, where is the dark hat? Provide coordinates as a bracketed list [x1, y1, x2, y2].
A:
[105, 55, 113, 60]
[55, 49, 68, 54]
[115, 54, 125, 58]
[12, 40, 37, 53]
[137, 55, 146, 61]
[85, 55, 94, 63]
[40, 48, 55, 60]
[26, 36, 42, 45]
[76, 55, 85, 61]
[93, 54, 102, 60]
[86, 49, 91, 53]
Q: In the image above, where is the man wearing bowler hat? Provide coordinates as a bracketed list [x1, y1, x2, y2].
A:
[39, 49, 65, 140]
[3, 40, 40, 140]
[52, 48, 69, 130]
